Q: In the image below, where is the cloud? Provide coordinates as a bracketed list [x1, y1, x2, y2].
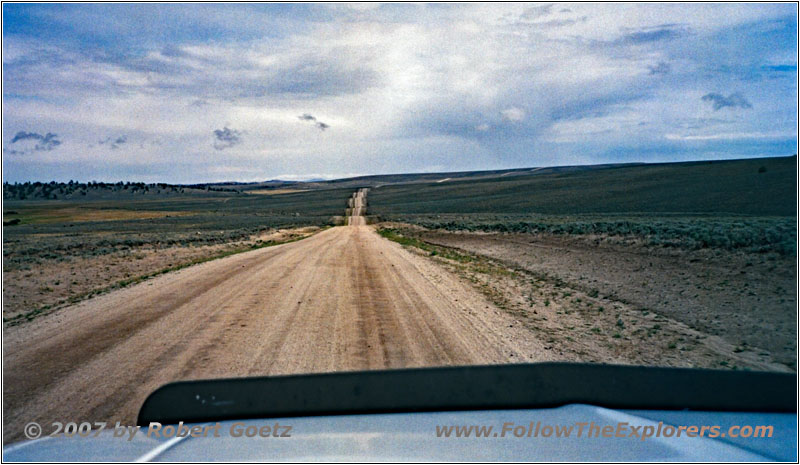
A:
[298, 113, 330, 131]
[11, 131, 43, 143]
[1, 4, 796, 182]
[520, 4, 553, 20]
[701, 92, 753, 110]
[212, 126, 242, 150]
[501, 107, 526, 122]
[618, 24, 688, 44]
[506, 4, 586, 30]
[98, 135, 128, 149]
[648, 62, 671, 75]
[762, 64, 797, 72]
[665, 131, 791, 141]
[3, 33, 379, 103]
[8, 131, 62, 152]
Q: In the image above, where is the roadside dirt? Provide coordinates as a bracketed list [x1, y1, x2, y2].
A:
[411, 228, 796, 371]
[2, 227, 318, 322]
[3, 196, 542, 444]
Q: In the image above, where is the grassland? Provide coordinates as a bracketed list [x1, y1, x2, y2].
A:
[369, 157, 796, 215]
[4, 188, 352, 263]
[369, 156, 796, 370]
[376, 226, 793, 371]
[3, 188, 353, 321]
[376, 214, 796, 254]
[370, 156, 796, 254]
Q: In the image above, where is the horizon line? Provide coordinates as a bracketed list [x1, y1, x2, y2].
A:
[3, 153, 796, 186]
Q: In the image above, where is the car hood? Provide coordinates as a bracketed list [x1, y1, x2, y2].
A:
[4, 404, 796, 462]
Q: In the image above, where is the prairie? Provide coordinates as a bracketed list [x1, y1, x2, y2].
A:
[369, 156, 797, 371]
[2, 188, 353, 322]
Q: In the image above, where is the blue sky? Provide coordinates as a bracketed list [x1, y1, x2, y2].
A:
[2, 3, 797, 183]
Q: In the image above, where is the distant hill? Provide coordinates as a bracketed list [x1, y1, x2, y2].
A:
[4, 156, 796, 214]
[368, 156, 797, 217]
[301, 163, 648, 190]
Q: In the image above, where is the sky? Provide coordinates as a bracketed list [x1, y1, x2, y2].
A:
[2, 3, 797, 183]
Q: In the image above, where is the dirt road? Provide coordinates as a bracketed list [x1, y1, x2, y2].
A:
[3, 190, 541, 443]
[346, 188, 368, 225]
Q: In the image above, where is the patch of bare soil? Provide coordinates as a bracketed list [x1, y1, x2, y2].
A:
[2, 227, 319, 323]
[396, 227, 796, 372]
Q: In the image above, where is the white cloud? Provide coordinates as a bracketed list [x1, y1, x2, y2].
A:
[500, 108, 525, 122]
[665, 131, 794, 141]
[2, 3, 796, 182]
